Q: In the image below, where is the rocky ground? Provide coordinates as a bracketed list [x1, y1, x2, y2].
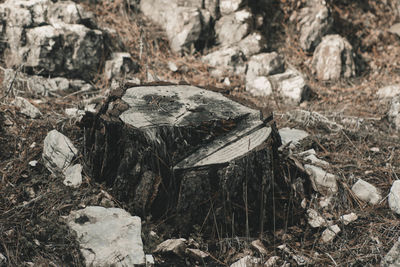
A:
[1, 0, 400, 266]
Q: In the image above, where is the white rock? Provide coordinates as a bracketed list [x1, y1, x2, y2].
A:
[297, 149, 316, 156]
[13, 97, 42, 118]
[307, 208, 329, 228]
[65, 206, 145, 266]
[230, 255, 261, 267]
[168, 61, 178, 72]
[389, 180, 400, 214]
[104, 52, 138, 80]
[265, 256, 280, 267]
[245, 76, 272, 96]
[381, 237, 400, 267]
[220, 0, 243, 15]
[246, 52, 285, 80]
[269, 67, 307, 104]
[304, 164, 338, 195]
[370, 147, 380, 152]
[304, 154, 329, 167]
[319, 196, 332, 208]
[377, 84, 400, 99]
[215, 9, 252, 46]
[42, 130, 77, 174]
[339, 212, 358, 225]
[29, 160, 38, 167]
[63, 163, 82, 188]
[388, 96, 400, 130]
[352, 179, 382, 205]
[154, 238, 187, 256]
[279, 127, 309, 147]
[146, 254, 155, 266]
[312, 34, 355, 81]
[320, 224, 340, 243]
[389, 23, 400, 37]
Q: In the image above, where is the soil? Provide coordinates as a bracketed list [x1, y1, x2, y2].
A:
[1, 0, 400, 266]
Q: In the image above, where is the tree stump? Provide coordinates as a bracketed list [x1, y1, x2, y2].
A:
[83, 84, 296, 236]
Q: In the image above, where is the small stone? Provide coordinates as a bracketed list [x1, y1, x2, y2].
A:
[145, 254, 155, 266]
[377, 84, 400, 99]
[230, 255, 261, 267]
[104, 52, 139, 80]
[382, 238, 400, 267]
[389, 23, 400, 37]
[265, 256, 280, 267]
[320, 224, 340, 243]
[305, 164, 338, 195]
[63, 163, 83, 188]
[168, 61, 178, 72]
[352, 179, 382, 205]
[246, 76, 272, 96]
[307, 208, 329, 228]
[304, 154, 329, 167]
[389, 180, 400, 215]
[370, 147, 380, 152]
[251, 239, 268, 255]
[29, 160, 38, 167]
[388, 96, 400, 130]
[246, 52, 285, 80]
[223, 77, 231, 86]
[269, 67, 307, 104]
[339, 212, 358, 225]
[279, 127, 309, 147]
[220, 0, 243, 15]
[13, 97, 42, 119]
[154, 238, 187, 256]
[30, 142, 36, 148]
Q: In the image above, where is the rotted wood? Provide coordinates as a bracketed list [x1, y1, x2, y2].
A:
[82, 84, 299, 236]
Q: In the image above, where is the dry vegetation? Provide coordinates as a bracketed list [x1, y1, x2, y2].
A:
[1, 0, 400, 266]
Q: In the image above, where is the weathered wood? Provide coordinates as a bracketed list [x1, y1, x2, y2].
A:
[83, 84, 296, 236]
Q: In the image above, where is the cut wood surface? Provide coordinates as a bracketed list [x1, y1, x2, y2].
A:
[83, 84, 288, 235]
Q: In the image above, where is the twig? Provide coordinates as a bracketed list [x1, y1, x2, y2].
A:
[1, 65, 23, 100]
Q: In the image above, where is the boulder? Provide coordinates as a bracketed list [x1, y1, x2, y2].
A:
[389, 180, 400, 214]
[104, 52, 139, 81]
[203, 32, 267, 76]
[65, 206, 145, 266]
[0, 0, 104, 80]
[2, 69, 93, 96]
[215, 9, 252, 46]
[269, 67, 308, 104]
[140, 0, 211, 53]
[312, 34, 356, 81]
[220, 0, 244, 16]
[304, 164, 338, 195]
[246, 52, 285, 80]
[351, 179, 382, 205]
[297, 0, 333, 52]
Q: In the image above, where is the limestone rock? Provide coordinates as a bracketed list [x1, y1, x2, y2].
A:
[377, 84, 400, 99]
[203, 32, 267, 76]
[312, 34, 356, 81]
[0, 0, 104, 80]
[389, 180, 400, 214]
[382, 238, 400, 267]
[269, 67, 308, 104]
[304, 164, 338, 195]
[42, 130, 77, 174]
[104, 52, 139, 80]
[215, 9, 252, 46]
[220, 0, 244, 15]
[63, 164, 83, 188]
[246, 52, 285, 80]
[307, 208, 329, 228]
[65, 206, 145, 266]
[230, 255, 261, 267]
[140, 0, 209, 53]
[279, 127, 309, 147]
[13, 97, 42, 119]
[154, 238, 187, 256]
[352, 179, 382, 205]
[388, 96, 400, 130]
[3, 69, 92, 96]
[245, 76, 272, 96]
[339, 212, 358, 225]
[320, 224, 340, 243]
[297, 0, 333, 51]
